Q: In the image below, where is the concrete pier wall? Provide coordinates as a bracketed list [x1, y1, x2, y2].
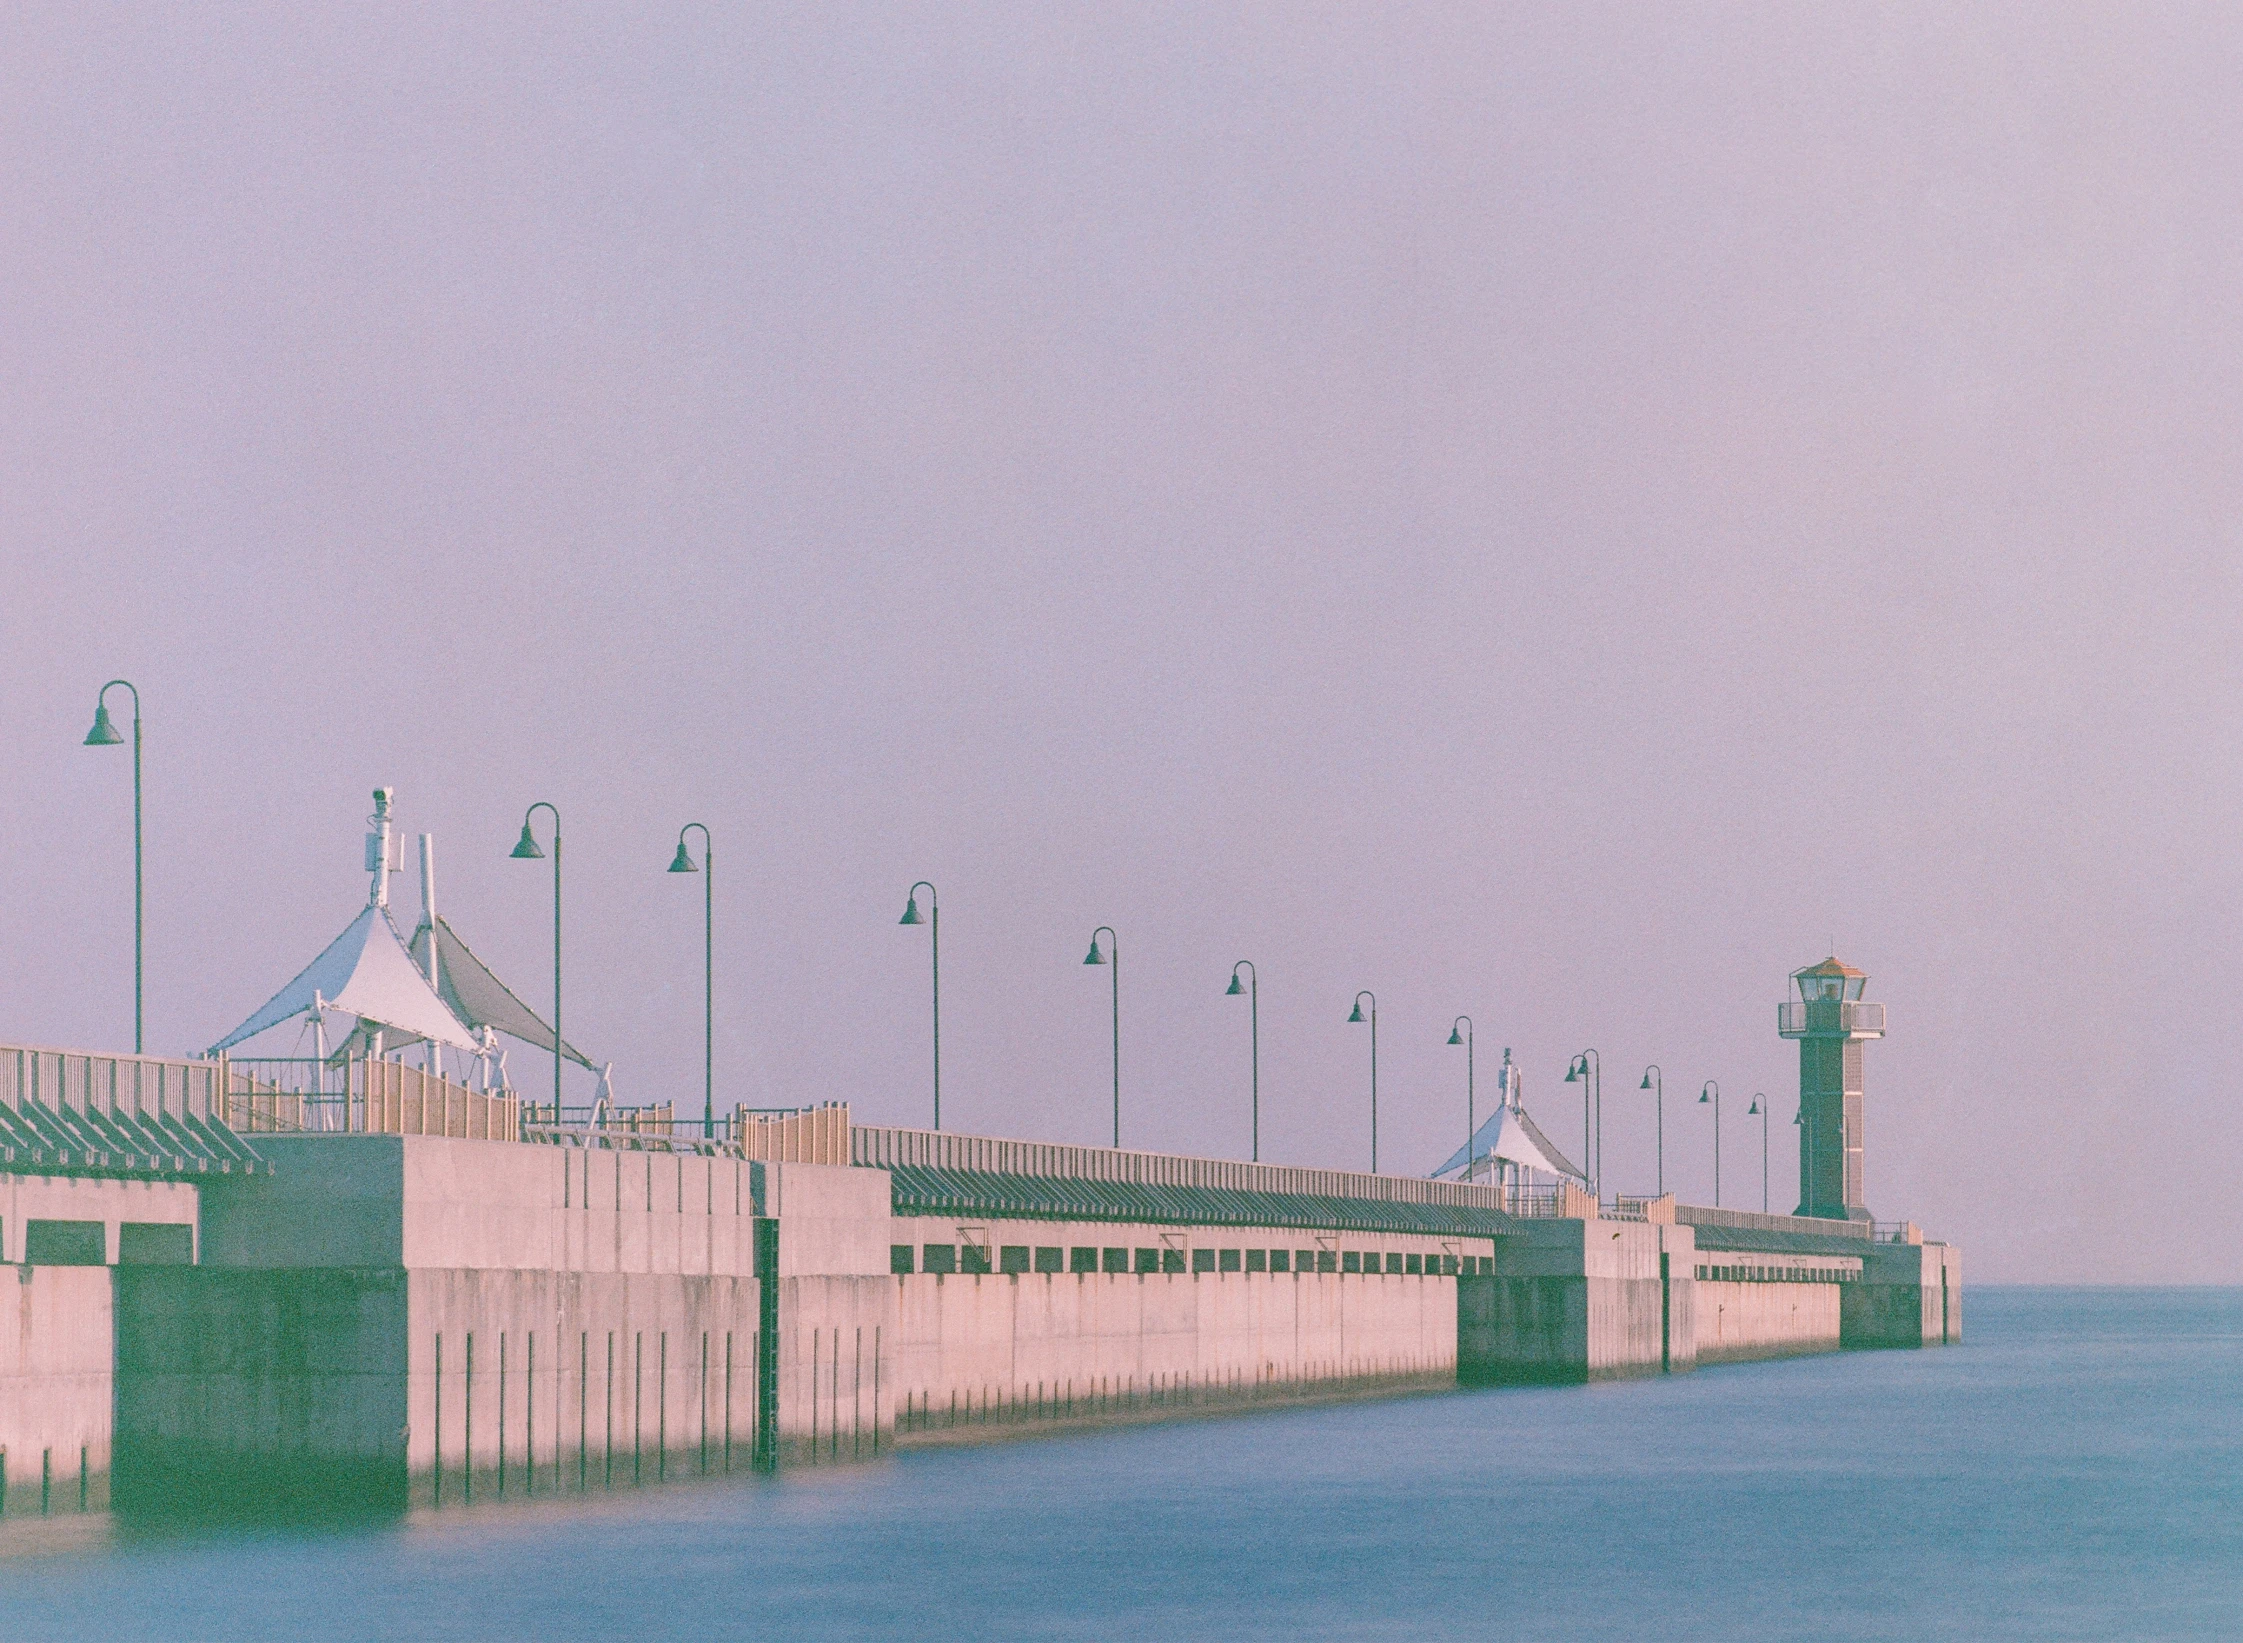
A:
[882, 1266, 1459, 1443]
[1457, 1220, 1697, 1383]
[408, 1269, 762, 1499]
[1, 1174, 199, 1267]
[0, 1265, 113, 1510]
[0, 1127, 1966, 1500]
[1842, 1242, 1963, 1349]
[114, 1265, 410, 1512]
[1692, 1280, 1843, 1363]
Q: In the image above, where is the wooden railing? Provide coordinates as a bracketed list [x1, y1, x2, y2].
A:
[222, 1056, 521, 1140]
[737, 1102, 851, 1164]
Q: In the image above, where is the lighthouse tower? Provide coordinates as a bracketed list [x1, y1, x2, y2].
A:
[1778, 956, 1885, 1221]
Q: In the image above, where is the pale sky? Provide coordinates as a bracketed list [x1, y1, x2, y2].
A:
[4, 5, 2237, 1281]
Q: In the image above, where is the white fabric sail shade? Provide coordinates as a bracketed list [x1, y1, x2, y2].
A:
[209, 904, 482, 1055]
[1429, 1102, 1586, 1184]
[407, 915, 595, 1071]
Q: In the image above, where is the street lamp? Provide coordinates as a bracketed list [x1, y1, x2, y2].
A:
[898, 883, 940, 1130]
[509, 803, 562, 1127]
[83, 680, 143, 1053]
[666, 824, 713, 1139]
[1748, 1093, 1768, 1212]
[1639, 1065, 1664, 1198]
[1698, 1079, 1721, 1207]
[1565, 1050, 1601, 1199]
[1227, 961, 1259, 1161]
[1348, 991, 1378, 1172]
[1085, 927, 1119, 1147]
[1449, 1017, 1475, 1181]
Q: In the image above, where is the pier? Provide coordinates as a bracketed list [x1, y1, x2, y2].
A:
[0, 1002, 1959, 1514]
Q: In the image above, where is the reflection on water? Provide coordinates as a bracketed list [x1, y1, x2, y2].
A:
[1, 1290, 2238, 1643]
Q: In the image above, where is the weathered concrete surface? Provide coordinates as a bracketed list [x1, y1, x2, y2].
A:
[199, 1136, 762, 1277]
[1693, 1280, 1842, 1363]
[115, 1138, 777, 1509]
[408, 1269, 760, 1500]
[1458, 1220, 1697, 1383]
[1841, 1242, 1963, 1349]
[0, 1265, 113, 1510]
[878, 1267, 1458, 1446]
[1, 1174, 199, 1267]
[113, 1266, 409, 1514]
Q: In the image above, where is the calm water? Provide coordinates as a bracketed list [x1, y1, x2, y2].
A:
[0, 1287, 2235, 1641]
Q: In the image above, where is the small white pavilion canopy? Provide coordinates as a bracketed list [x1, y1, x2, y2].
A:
[209, 902, 482, 1056]
[1430, 1101, 1585, 1185]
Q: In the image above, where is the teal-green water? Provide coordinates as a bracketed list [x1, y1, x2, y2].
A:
[1, 1287, 2235, 1640]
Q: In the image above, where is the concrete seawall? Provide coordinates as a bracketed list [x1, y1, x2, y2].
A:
[1, 1130, 1961, 1509]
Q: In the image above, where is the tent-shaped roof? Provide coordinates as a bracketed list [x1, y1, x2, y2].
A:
[210, 904, 481, 1055]
[1794, 955, 1865, 979]
[407, 915, 596, 1071]
[1429, 1101, 1585, 1184]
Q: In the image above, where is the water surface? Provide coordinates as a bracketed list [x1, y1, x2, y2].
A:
[1, 1287, 2235, 1640]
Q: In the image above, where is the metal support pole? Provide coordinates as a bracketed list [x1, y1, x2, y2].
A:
[1231, 962, 1260, 1162]
[1087, 928, 1119, 1147]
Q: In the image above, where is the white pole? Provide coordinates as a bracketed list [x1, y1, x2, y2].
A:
[420, 832, 440, 1078]
[312, 991, 328, 1126]
[368, 788, 394, 909]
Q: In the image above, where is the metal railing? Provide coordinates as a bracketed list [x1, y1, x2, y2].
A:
[851, 1124, 1531, 1212]
[1777, 999, 1887, 1036]
[0, 1041, 266, 1176]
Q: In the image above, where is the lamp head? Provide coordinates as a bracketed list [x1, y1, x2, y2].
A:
[1698, 1089, 1712, 1105]
[899, 895, 922, 926]
[1226, 974, 1244, 996]
[1347, 1000, 1365, 1024]
[1748, 1099, 1762, 1115]
[1084, 936, 1106, 965]
[667, 839, 698, 874]
[1447, 1026, 1463, 1046]
[83, 702, 123, 746]
[1639, 1070, 1654, 1090]
[509, 822, 544, 860]
[1564, 1061, 1581, 1083]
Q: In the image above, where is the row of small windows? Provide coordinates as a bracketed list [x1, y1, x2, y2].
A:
[893, 1244, 1492, 1278]
[1694, 1263, 1855, 1284]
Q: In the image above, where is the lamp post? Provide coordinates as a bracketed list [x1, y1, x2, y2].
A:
[1227, 961, 1259, 1161]
[1448, 1017, 1475, 1180]
[1348, 991, 1378, 1172]
[1565, 1050, 1601, 1199]
[509, 803, 562, 1126]
[666, 824, 713, 1139]
[1698, 1079, 1721, 1207]
[1748, 1094, 1768, 1212]
[1085, 928, 1119, 1146]
[898, 883, 940, 1130]
[1639, 1065, 1664, 1198]
[82, 680, 143, 1053]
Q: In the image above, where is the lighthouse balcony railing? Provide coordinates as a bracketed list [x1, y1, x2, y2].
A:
[1778, 999, 1886, 1036]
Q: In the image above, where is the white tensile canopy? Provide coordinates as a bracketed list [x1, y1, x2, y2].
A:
[406, 915, 595, 1071]
[209, 902, 481, 1056]
[1429, 1101, 1586, 1184]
